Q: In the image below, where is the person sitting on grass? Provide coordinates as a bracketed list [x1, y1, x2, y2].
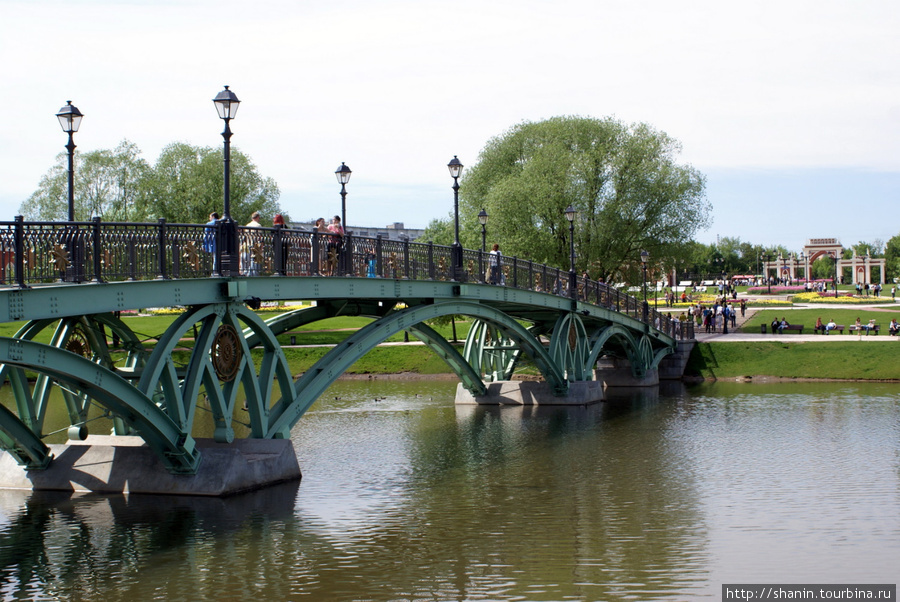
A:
[890, 319, 899, 336]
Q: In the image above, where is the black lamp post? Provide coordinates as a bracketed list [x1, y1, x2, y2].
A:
[56, 101, 84, 222]
[759, 253, 773, 294]
[213, 86, 240, 220]
[640, 250, 649, 304]
[335, 162, 352, 231]
[448, 156, 463, 280]
[478, 209, 488, 253]
[213, 86, 240, 275]
[640, 250, 650, 323]
[478, 209, 489, 284]
[565, 205, 577, 299]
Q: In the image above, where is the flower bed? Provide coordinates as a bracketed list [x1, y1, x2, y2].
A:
[791, 292, 872, 304]
[747, 286, 806, 295]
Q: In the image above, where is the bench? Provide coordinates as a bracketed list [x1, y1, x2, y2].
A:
[849, 325, 880, 335]
[816, 324, 845, 334]
[774, 324, 804, 334]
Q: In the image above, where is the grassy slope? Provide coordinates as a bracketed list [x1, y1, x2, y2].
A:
[687, 341, 900, 380]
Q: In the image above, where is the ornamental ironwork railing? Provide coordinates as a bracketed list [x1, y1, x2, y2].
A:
[0, 217, 693, 340]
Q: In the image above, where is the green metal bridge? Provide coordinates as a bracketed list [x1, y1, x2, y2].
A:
[0, 219, 692, 475]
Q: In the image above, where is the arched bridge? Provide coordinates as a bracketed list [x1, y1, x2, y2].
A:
[0, 218, 693, 474]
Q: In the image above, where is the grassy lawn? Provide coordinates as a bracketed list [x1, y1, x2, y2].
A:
[688, 341, 900, 380]
[742, 309, 900, 333]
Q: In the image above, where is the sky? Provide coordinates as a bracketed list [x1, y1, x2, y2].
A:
[2, 0, 899, 254]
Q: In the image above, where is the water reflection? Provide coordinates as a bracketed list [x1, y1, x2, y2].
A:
[0, 482, 300, 600]
[0, 380, 897, 599]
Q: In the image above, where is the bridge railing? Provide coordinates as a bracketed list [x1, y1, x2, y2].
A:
[0, 218, 693, 340]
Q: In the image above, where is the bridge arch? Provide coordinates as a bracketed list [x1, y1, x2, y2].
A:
[265, 300, 568, 437]
[0, 338, 201, 473]
[586, 324, 671, 379]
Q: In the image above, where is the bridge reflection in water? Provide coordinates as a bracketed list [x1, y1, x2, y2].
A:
[0, 218, 692, 481]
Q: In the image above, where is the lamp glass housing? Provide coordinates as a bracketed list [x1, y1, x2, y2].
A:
[335, 163, 352, 185]
[213, 86, 240, 120]
[478, 209, 488, 225]
[56, 101, 83, 133]
[564, 205, 576, 222]
[447, 156, 463, 178]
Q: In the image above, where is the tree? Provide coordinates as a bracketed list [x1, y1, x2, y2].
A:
[19, 140, 150, 221]
[20, 140, 284, 225]
[458, 116, 709, 283]
[422, 216, 454, 246]
[884, 234, 900, 282]
[142, 142, 282, 224]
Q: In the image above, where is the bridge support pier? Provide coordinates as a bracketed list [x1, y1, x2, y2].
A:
[658, 341, 695, 380]
[0, 436, 301, 497]
[594, 357, 660, 387]
[454, 380, 604, 405]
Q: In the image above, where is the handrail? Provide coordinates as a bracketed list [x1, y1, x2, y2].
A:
[0, 219, 693, 340]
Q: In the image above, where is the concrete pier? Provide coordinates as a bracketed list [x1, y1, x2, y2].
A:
[0, 436, 301, 497]
[594, 357, 660, 387]
[455, 380, 604, 405]
[659, 341, 695, 380]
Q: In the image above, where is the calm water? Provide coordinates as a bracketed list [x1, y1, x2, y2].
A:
[1, 380, 898, 600]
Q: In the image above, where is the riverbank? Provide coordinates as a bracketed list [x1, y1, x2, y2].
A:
[267, 339, 900, 383]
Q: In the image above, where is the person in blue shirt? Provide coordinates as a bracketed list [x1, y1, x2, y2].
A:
[203, 212, 220, 254]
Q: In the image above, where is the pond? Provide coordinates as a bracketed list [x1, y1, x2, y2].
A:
[0, 379, 897, 600]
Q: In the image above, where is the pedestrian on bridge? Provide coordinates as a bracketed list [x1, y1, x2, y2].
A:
[242, 211, 262, 276]
[203, 212, 220, 254]
[489, 243, 502, 285]
[327, 216, 345, 276]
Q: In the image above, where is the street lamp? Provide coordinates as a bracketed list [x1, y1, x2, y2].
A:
[640, 250, 649, 304]
[759, 253, 773, 294]
[565, 205, 577, 299]
[831, 251, 839, 297]
[477, 209, 489, 284]
[478, 209, 488, 253]
[213, 85, 240, 275]
[335, 162, 352, 232]
[447, 156, 463, 280]
[213, 85, 240, 221]
[56, 100, 84, 222]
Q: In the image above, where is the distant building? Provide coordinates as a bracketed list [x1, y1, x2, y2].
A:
[290, 221, 425, 242]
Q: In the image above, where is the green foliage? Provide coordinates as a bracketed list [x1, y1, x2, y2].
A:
[20, 140, 284, 224]
[459, 116, 709, 283]
[422, 216, 454, 246]
[144, 142, 282, 224]
[20, 140, 151, 221]
[884, 234, 900, 282]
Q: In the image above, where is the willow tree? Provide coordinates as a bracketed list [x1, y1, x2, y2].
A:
[459, 116, 709, 283]
[20, 140, 284, 225]
[143, 142, 282, 225]
[19, 140, 150, 222]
